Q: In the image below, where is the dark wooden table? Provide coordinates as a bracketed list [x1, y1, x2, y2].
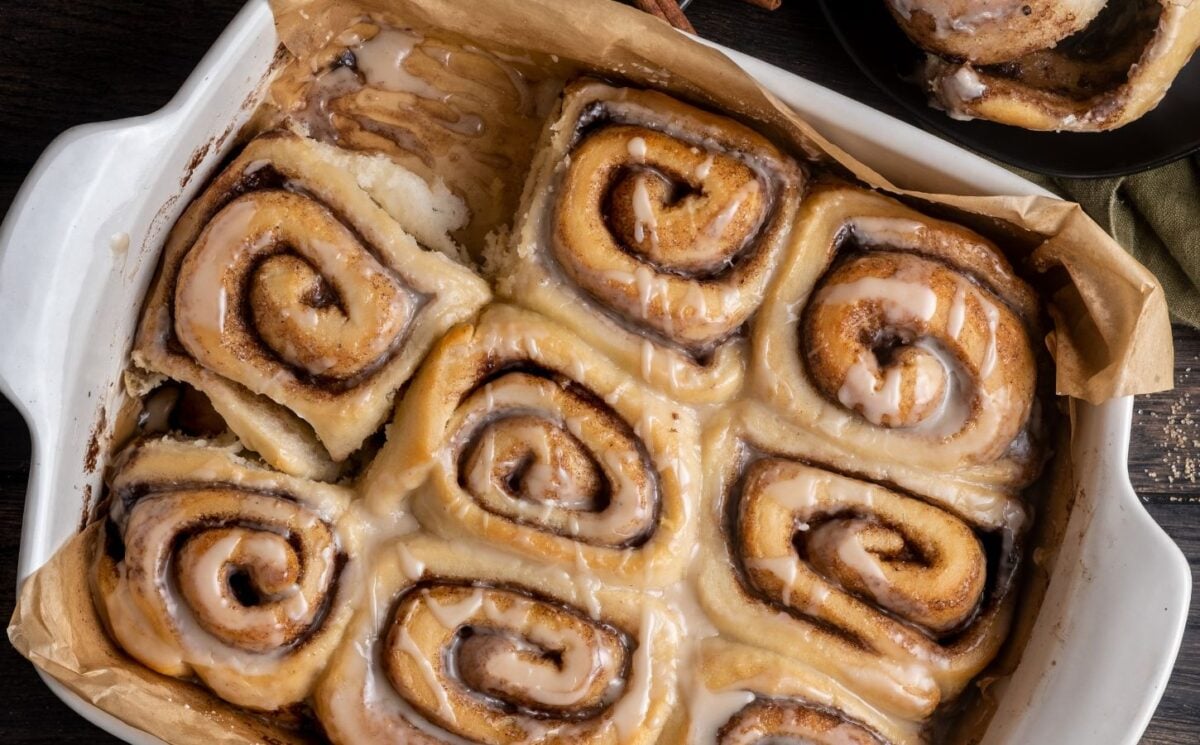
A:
[0, 0, 1196, 742]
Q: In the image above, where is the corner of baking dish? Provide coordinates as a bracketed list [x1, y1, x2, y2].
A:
[0, 3, 1188, 744]
[0, 0, 278, 585]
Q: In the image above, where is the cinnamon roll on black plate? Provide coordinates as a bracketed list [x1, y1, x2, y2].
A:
[821, 0, 1200, 175]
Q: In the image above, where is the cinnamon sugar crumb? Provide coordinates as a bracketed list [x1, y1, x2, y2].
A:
[1159, 392, 1198, 486]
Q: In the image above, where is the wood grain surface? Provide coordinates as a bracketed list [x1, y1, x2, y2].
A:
[0, 0, 1196, 742]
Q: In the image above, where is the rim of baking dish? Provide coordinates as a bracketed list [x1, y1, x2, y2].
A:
[0, 1, 1188, 744]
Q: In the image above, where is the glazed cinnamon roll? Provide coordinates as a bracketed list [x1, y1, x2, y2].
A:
[363, 304, 699, 587]
[697, 407, 1023, 720]
[902, 0, 1200, 131]
[490, 80, 803, 403]
[91, 438, 355, 711]
[677, 639, 922, 745]
[887, 0, 1107, 64]
[752, 184, 1043, 516]
[132, 132, 490, 479]
[271, 21, 559, 249]
[314, 536, 679, 744]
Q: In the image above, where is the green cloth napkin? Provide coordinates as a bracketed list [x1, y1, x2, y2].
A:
[1017, 158, 1200, 328]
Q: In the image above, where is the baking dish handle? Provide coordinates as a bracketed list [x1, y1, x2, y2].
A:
[980, 396, 1191, 745]
[0, 121, 160, 437]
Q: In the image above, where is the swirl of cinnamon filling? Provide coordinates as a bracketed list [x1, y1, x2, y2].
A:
[385, 584, 628, 735]
[803, 250, 1034, 464]
[496, 80, 801, 403]
[738, 459, 987, 637]
[753, 185, 1042, 518]
[174, 190, 416, 389]
[91, 439, 354, 711]
[555, 124, 780, 347]
[453, 373, 657, 548]
[909, 0, 1200, 131]
[698, 412, 1023, 720]
[132, 132, 489, 479]
[314, 539, 678, 745]
[364, 305, 698, 586]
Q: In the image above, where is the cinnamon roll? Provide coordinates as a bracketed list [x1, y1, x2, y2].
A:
[271, 22, 560, 250]
[902, 0, 1200, 131]
[132, 132, 491, 479]
[490, 79, 803, 403]
[678, 639, 922, 745]
[363, 304, 699, 586]
[752, 184, 1043, 515]
[91, 438, 355, 711]
[697, 406, 1023, 719]
[314, 536, 679, 744]
[887, 0, 1107, 64]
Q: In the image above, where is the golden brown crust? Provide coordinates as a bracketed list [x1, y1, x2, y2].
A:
[79, 42, 1064, 744]
[91, 438, 356, 711]
[361, 305, 700, 586]
[752, 184, 1044, 518]
[697, 407, 1023, 722]
[131, 133, 490, 478]
[888, 0, 1107, 64]
[313, 537, 680, 745]
[492, 79, 802, 403]
[918, 0, 1200, 131]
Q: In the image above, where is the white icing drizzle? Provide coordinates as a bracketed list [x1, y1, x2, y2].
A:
[352, 28, 449, 101]
[763, 471, 823, 513]
[908, 338, 974, 438]
[888, 0, 1027, 36]
[393, 542, 427, 578]
[632, 264, 669, 321]
[849, 216, 926, 242]
[321, 575, 478, 745]
[977, 289, 1000, 379]
[110, 492, 341, 681]
[684, 684, 755, 744]
[631, 175, 660, 251]
[177, 200, 258, 337]
[832, 522, 892, 589]
[455, 375, 653, 544]
[691, 180, 760, 256]
[627, 136, 647, 162]
[682, 282, 708, 320]
[394, 619, 458, 725]
[186, 533, 308, 644]
[747, 556, 800, 607]
[242, 158, 270, 175]
[106, 565, 186, 672]
[837, 353, 904, 426]
[947, 283, 966, 339]
[423, 587, 484, 629]
[819, 276, 938, 324]
[482, 615, 610, 708]
[571, 548, 604, 620]
[606, 606, 662, 741]
[946, 66, 988, 102]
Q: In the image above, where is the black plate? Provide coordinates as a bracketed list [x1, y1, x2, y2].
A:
[818, 0, 1200, 178]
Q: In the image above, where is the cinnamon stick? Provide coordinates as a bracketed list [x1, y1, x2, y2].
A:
[738, 0, 781, 9]
[654, 0, 696, 32]
[633, 0, 696, 34]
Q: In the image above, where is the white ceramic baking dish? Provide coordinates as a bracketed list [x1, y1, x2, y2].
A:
[0, 1, 1189, 743]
